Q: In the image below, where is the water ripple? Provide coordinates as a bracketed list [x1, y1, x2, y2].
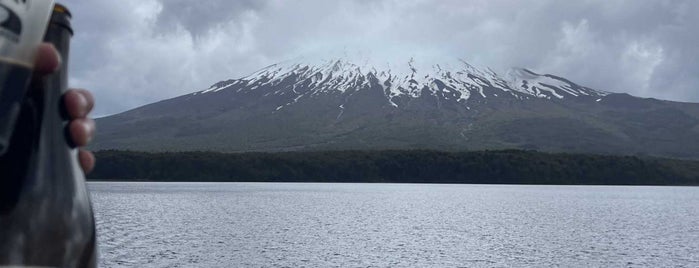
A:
[89, 183, 699, 267]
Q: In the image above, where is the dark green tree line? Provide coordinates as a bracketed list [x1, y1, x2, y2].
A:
[88, 150, 699, 185]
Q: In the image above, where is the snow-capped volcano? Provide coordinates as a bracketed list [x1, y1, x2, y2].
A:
[195, 57, 608, 111]
[94, 55, 699, 158]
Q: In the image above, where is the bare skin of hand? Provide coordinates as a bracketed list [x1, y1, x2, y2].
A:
[34, 43, 95, 173]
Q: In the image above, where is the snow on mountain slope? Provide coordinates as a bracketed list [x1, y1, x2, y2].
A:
[506, 68, 608, 99]
[193, 56, 609, 110]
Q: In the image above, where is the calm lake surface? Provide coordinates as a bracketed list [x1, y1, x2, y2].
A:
[89, 182, 699, 267]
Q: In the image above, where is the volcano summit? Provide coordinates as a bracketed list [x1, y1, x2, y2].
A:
[94, 56, 699, 158]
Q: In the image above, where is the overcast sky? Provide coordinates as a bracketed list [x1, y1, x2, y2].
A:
[62, 0, 699, 116]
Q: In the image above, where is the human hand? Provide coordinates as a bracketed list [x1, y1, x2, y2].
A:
[34, 43, 96, 173]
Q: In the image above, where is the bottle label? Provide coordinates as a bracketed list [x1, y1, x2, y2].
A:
[0, 3, 23, 43]
[0, 0, 26, 63]
[0, 265, 59, 268]
[0, 0, 53, 66]
[0, 0, 52, 155]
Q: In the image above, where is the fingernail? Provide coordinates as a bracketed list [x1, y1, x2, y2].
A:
[77, 92, 88, 110]
[87, 120, 96, 144]
[54, 54, 62, 72]
[48, 44, 62, 72]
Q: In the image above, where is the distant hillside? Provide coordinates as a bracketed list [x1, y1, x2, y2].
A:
[89, 150, 699, 185]
[93, 57, 699, 158]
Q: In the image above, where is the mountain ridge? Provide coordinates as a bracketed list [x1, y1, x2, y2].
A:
[93, 56, 699, 159]
[193, 57, 609, 110]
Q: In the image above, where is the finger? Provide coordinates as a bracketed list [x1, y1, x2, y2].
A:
[64, 89, 94, 119]
[33, 43, 61, 75]
[68, 118, 96, 147]
[76, 89, 95, 113]
[79, 150, 95, 174]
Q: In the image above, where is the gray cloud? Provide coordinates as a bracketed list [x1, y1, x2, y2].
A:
[62, 0, 699, 116]
[155, 0, 268, 37]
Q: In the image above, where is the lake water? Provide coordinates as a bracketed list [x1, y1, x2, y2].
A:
[89, 182, 699, 267]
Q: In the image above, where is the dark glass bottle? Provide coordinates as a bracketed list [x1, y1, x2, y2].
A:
[0, 4, 97, 267]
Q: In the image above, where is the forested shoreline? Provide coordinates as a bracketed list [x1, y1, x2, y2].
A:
[87, 150, 699, 185]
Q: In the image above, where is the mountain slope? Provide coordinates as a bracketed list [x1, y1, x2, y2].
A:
[93, 57, 699, 158]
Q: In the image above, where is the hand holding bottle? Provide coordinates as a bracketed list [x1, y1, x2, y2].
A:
[0, 4, 98, 267]
[34, 42, 95, 173]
